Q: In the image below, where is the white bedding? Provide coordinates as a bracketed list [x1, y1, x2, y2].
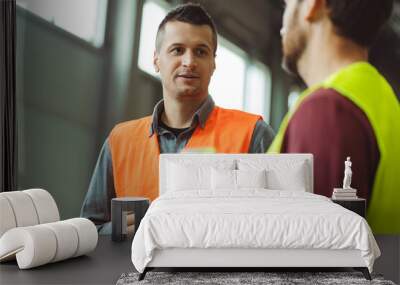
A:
[131, 190, 380, 273]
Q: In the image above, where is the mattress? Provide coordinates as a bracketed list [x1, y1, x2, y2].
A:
[131, 190, 380, 273]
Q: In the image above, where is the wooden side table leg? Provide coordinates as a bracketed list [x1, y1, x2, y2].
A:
[354, 267, 371, 280]
[138, 268, 148, 281]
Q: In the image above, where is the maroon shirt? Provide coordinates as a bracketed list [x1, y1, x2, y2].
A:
[281, 88, 380, 203]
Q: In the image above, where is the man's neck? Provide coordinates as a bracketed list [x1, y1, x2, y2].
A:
[161, 95, 206, 129]
[298, 24, 368, 87]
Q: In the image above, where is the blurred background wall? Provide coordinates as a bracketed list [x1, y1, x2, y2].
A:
[15, 0, 399, 282]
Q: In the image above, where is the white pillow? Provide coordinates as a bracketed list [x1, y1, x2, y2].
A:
[211, 168, 236, 190]
[266, 164, 306, 191]
[236, 169, 267, 189]
[238, 159, 308, 191]
[167, 163, 211, 191]
[211, 169, 267, 190]
[166, 159, 236, 192]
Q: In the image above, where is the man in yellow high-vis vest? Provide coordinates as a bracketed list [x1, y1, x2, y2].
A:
[272, 0, 399, 234]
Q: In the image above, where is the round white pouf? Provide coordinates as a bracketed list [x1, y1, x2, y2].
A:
[0, 226, 57, 269]
[0, 191, 39, 227]
[64, 218, 98, 257]
[0, 218, 98, 269]
[42, 221, 79, 262]
[0, 196, 17, 237]
[23, 189, 60, 224]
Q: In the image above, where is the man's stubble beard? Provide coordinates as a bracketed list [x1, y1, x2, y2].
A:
[170, 85, 207, 103]
[281, 4, 307, 79]
[177, 86, 201, 98]
[282, 28, 307, 78]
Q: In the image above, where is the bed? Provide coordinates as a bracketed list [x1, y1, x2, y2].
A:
[131, 154, 380, 280]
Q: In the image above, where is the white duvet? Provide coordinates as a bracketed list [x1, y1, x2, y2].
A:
[131, 190, 380, 273]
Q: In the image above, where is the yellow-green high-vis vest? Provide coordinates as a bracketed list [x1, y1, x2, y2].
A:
[268, 62, 400, 234]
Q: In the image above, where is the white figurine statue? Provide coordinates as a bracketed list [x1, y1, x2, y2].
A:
[342, 157, 353, 189]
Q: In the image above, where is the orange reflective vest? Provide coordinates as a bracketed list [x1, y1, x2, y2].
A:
[109, 106, 261, 200]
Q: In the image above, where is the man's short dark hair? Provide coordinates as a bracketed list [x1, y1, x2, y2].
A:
[326, 0, 394, 47]
[155, 3, 218, 55]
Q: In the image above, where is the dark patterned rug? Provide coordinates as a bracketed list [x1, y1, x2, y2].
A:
[116, 271, 396, 285]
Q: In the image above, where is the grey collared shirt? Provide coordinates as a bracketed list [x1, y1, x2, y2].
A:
[80, 96, 275, 234]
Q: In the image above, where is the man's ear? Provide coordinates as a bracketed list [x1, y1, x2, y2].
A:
[304, 0, 325, 22]
[153, 50, 160, 73]
[212, 58, 216, 75]
[210, 54, 216, 76]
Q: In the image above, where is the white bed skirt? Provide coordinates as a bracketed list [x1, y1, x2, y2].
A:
[148, 248, 366, 268]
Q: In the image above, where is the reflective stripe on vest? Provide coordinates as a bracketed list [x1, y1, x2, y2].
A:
[268, 62, 400, 234]
[109, 106, 261, 201]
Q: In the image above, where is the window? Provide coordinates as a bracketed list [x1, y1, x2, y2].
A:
[138, 0, 168, 76]
[288, 88, 301, 110]
[210, 40, 272, 120]
[16, 0, 108, 47]
[245, 62, 271, 120]
[209, 38, 246, 110]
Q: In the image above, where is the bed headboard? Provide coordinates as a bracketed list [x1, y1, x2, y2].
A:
[159, 153, 313, 195]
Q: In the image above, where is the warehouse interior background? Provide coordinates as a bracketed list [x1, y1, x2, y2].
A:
[13, 0, 400, 282]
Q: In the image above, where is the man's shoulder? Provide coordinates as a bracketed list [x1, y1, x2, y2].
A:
[298, 87, 362, 116]
[110, 116, 152, 138]
[303, 87, 349, 105]
[215, 106, 262, 121]
[289, 87, 375, 138]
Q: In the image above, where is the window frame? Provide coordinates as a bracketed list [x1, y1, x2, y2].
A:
[16, 0, 109, 49]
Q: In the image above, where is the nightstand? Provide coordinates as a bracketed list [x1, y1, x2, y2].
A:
[331, 198, 366, 217]
[111, 197, 150, 242]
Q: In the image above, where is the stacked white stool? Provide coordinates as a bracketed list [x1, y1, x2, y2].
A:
[0, 189, 98, 269]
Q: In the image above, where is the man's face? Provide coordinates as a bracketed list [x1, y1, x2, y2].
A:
[281, 0, 307, 76]
[154, 21, 216, 101]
